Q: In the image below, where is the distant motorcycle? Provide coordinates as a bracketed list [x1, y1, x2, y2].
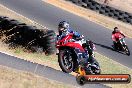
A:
[113, 38, 130, 56]
[56, 33, 101, 74]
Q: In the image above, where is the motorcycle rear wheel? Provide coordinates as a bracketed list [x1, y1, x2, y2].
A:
[90, 59, 101, 74]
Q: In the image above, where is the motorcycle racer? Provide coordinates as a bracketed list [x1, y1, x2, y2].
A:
[57, 21, 81, 40]
[56, 21, 98, 74]
[112, 27, 126, 50]
[57, 21, 94, 56]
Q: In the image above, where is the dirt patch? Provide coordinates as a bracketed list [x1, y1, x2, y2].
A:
[44, 0, 132, 38]
[0, 65, 74, 88]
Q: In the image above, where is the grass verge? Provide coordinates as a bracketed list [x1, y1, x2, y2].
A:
[95, 53, 132, 88]
[0, 65, 74, 88]
[0, 42, 132, 88]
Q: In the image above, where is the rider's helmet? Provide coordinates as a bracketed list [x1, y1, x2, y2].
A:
[58, 21, 69, 32]
[114, 27, 119, 32]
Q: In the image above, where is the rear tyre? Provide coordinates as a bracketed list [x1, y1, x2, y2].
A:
[72, 0, 83, 6]
[93, 59, 101, 74]
[88, 58, 101, 74]
[45, 30, 56, 55]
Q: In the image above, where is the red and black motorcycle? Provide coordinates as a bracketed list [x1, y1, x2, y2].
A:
[56, 33, 101, 74]
[112, 33, 130, 56]
[113, 37, 130, 56]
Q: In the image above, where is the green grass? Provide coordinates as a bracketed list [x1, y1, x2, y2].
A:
[95, 53, 132, 74]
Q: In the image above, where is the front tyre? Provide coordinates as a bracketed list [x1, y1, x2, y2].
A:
[58, 49, 75, 73]
[124, 45, 130, 56]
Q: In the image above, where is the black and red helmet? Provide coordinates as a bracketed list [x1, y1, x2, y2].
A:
[58, 21, 69, 29]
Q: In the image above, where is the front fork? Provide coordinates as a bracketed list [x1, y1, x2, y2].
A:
[120, 38, 126, 46]
[119, 38, 127, 51]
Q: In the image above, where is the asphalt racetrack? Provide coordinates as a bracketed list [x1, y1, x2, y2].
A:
[0, 0, 131, 68]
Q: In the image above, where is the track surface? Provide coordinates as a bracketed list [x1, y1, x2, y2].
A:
[0, 0, 131, 68]
[0, 0, 131, 87]
[0, 52, 109, 88]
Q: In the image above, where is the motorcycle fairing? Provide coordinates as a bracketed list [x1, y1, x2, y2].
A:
[56, 34, 85, 52]
[63, 42, 85, 52]
[73, 48, 89, 65]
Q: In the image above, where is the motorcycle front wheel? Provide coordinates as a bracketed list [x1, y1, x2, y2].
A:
[123, 45, 130, 56]
[58, 49, 75, 73]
